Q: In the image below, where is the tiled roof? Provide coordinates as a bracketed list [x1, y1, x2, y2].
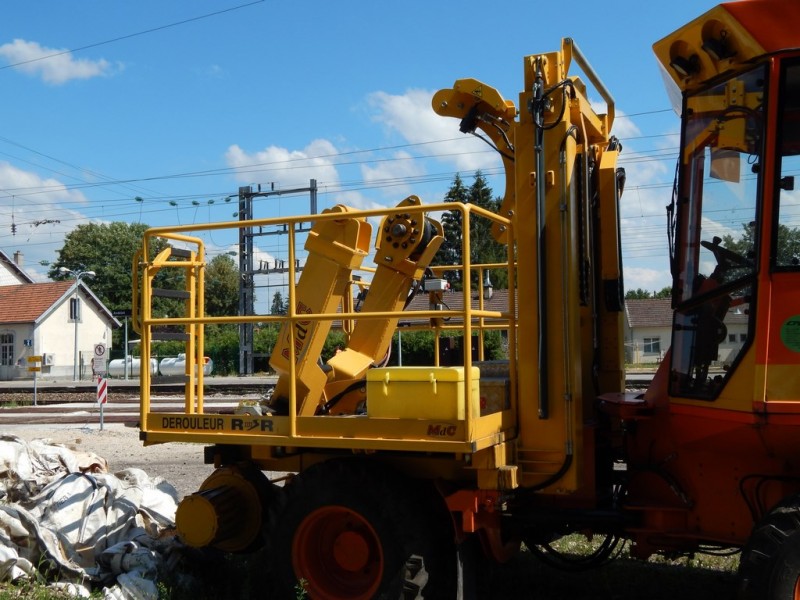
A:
[625, 298, 673, 328]
[625, 297, 750, 328]
[0, 281, 73, 324]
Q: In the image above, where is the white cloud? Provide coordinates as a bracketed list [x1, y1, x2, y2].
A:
[251, 245, 278, 272]
[623, 265, 672, 293]
[0, 39, 115, 85]
[205, 64, 224, 78]
[0, 162, 91, 280]
[614, 109, 678, 288]
[360, 150, 426, 198]
[610, 112, 643, 141]
[331, 190, 387, 212]
[0, 162, 88, 205]
[225, 139, 341, 189]
[367, 89, 500, 173]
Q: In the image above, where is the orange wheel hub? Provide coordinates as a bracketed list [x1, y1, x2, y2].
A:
[292, 505, 384, 600]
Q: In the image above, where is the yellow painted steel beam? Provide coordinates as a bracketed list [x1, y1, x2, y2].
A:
[143, 410, 515, 452]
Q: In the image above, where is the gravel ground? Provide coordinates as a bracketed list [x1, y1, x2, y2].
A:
[1, 421, 213, 499]
[1, 389, 216, 498]
[0, 391, 97, 404]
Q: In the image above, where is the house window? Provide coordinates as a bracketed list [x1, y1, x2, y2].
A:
[69, 297, 81, 322]
[0, 333, 14, 366]
[739, 333, 747, 342]
[643, 337, 661, 354]
[728, 334, 736, 343]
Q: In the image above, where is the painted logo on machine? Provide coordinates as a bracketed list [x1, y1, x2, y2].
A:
[160, 416, 274, 432]
[426, 423, 458, 437]
[281, 301, 315, 363]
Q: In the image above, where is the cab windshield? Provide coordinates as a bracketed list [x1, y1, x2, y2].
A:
[669, 66, 765, 399]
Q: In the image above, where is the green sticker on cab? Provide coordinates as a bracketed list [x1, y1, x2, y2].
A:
[780, 316, 800, 352]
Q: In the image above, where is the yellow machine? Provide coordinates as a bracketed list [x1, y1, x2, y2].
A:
[134, 2, 800, 598]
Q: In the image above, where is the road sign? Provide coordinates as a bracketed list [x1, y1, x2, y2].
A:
[27, 356, 42, 363]
[27, 366, 41, 372]
[112, 309, 132, 317]
[93, 344, 108, 375]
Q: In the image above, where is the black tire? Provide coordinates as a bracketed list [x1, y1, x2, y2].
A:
[244, 463, 286, 552]
[739, 497, 800, 599]
[270, 458, 458, 600]
[457, 532, 491, 600]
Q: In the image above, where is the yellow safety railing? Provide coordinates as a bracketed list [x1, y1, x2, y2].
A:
[134, 200, 516, 452]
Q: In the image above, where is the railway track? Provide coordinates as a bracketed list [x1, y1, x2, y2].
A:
[0, 395, 266, 428]
[0, 394, 268, 425]
[0, 377, 274, 425]
[0, 373, 652, 425]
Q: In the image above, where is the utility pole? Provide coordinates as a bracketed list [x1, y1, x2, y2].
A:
[236, 179, 317, 376]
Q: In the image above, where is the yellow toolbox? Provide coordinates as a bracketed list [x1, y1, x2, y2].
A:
[366, 366, 480, 420]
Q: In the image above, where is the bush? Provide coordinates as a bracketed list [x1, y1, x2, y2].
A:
[390, 329, 507, 366]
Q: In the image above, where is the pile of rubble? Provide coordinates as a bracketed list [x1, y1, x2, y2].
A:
[0, 434, 182, 599]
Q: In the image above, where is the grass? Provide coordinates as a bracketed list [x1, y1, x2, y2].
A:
[0, 535, 740, 600]
[487, 535, 740, 600]
[0, 581, 98, 599]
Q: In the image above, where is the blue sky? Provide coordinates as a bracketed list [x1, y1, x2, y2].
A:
[0, 0, 723, 296]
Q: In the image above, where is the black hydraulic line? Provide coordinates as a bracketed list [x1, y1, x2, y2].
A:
[529, 534, 623, 571]
[512, 452, 573, 500]
[469, 130, 515, 162]
[532, 60, 550, 420]
[530, 75, 574, 421]
[319, 379, 366, 414]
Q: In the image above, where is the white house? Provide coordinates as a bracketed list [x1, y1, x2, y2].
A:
[0, 251, 34, 286]
[624, 298, 749, 366]
[0, 251, 120, 380]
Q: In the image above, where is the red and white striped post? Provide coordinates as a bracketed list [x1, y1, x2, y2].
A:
[97, 376, 108, 430]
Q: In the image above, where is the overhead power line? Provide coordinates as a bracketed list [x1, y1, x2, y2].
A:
[617, 109, 674, 118]
[0, 0, 265, 72]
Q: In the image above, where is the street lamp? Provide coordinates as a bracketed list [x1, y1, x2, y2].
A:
[59, 267, 96, 381]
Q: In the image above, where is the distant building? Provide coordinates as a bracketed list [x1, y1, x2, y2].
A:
[0, 251, 119, 380]
[0, 250, 34, 286]
[624, 298, 748, 365]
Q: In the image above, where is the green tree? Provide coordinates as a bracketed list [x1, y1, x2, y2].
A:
[722, 222, 800, 268]
[50, 221, 189, 319]
[387, 330, 505, 366]
[51, 222, 185, 359]
[721, 223, 755, 259]
[205, 254, 239, 316]
[270, 290, 288, 315]
[50, 222, 166, 311]
[625, 287, 672, 299]
[625, 288, 654, 299]
[468, 172, 507, 289]
[437, 173, 469, 288]
[204, 324, 240, 375]
[434, 171, 508, 290]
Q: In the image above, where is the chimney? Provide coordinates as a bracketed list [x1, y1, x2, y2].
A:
[13, 251, 22, 267]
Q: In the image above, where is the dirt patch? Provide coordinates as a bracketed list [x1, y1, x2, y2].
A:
[2, 422, 212, 499]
